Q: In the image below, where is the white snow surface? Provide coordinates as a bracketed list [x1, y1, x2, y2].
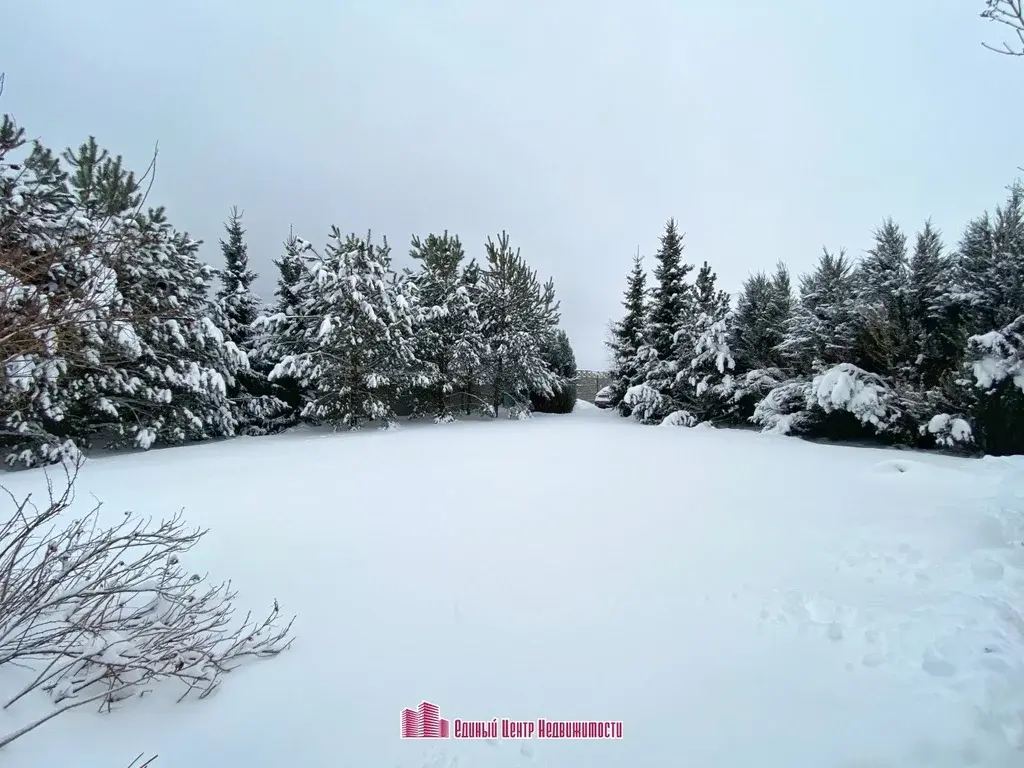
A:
[3, 405, 1024, 767]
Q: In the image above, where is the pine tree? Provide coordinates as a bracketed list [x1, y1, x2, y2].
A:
[267, 229, 422, 429]
[605, 252, 648, 412]
[0, 121, 131, 465]
[60, 137, 140, 219]
[477, 232, 560, 416]
[92, 206, 247, 449]
[457, 258, 488, 414]
[409, 231, 486, 421]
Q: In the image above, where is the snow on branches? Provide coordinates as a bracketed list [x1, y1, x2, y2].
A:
[969, 313, 1024, 394]
[0, 463, 294, 750]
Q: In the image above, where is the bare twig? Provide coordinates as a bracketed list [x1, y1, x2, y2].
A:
[0, 459, 295, 750]
[982, 0, 1024, 55]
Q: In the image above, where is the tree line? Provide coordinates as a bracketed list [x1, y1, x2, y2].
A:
[0, 114, 578, 469]
[605, 188, 1024, 455]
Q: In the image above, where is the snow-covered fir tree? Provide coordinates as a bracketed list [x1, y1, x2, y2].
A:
[676, 262, 732, 419]
[947, 183, 1024, 454]
[605, 252, 648, 414]
[778, 248, 860, 372]
[83, 204, 247, 451]
[265, 228, 423, 429]
[216, 208, 260, 344]
[855, 218, 911, 377]
[251, 228, 311, 425]
[692, 261, 730, 324]
[717, 263, 793, 420]
[907, 220, 956, 390]
[408, 231, 486, 421]
[1, 125, 248, 464]
[626, 219, 694, 423]
[730, 262, 792, 374]
[214, 208, 289, 435]
[0, 123, 131, 465]
[477, 232, 559, 417]
[456, 257, 488, 414]
[530, 328, 578, 413]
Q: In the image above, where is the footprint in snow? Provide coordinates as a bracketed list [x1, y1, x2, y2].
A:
[871, 459, 920, 475]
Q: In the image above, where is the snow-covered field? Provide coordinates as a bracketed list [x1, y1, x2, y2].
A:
[3, 403, 1024, 767]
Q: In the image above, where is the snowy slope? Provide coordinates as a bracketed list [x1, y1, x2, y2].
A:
[2, 405, 1024, 767]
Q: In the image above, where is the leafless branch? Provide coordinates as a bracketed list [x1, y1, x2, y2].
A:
[0, 459, 295, 750]
[982, 0, 1024, 55]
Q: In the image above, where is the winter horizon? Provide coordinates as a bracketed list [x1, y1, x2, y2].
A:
[2, 0, 1021, 369]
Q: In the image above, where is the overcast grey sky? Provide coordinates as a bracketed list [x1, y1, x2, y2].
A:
[3, 1, 1020, 369]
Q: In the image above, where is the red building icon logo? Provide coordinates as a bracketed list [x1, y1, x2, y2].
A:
[400, 700, 451, 738]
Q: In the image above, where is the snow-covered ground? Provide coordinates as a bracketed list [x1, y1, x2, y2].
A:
[3, 403, 1024, 767]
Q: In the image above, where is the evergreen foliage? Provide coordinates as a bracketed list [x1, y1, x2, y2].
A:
[408, 231, 486, 421]
[607, 180, 1024, 456]
[214, 208, 289, 435]
[606, 252, 648, 415]
[477, 232, 560, 417]
[530, 329, 578, 414]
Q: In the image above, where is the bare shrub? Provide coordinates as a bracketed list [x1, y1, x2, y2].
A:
[0, 460, 295, 750]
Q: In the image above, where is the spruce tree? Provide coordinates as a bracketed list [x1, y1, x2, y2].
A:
[692, 261, 730, 323]
[855, 218, 911, 376]
[216, 208, 260, 345]
[637, 219, 694, 410]
[606, 252, 648, 412]
[952, 183, 1024, 454]
[907, 220, 954, 389]
[215, 208, 289, 435]
[680, 262, 732, 415]
[765, 262, 794, 365]
[252, 231, 314, 423]
[730, 271, 772, 373]
[778, 248, 860, 373]
[645, 219, 693, 364]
